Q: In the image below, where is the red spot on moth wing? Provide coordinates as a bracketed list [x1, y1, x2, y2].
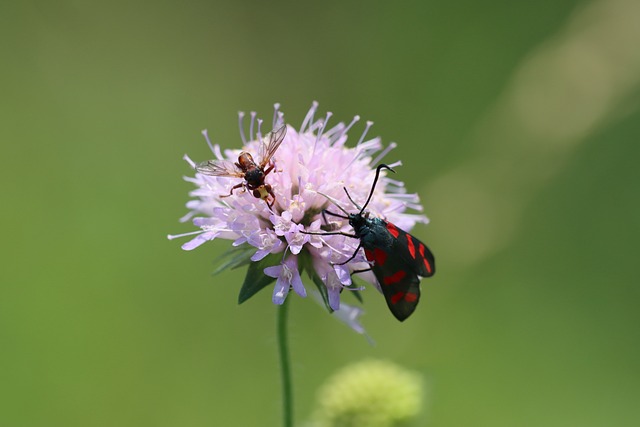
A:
[406, 233, 416, 259]
[390, 291, 405, 304]
[363, 248, 388, 265]
[424, 258, 433, 275]
[383, 270, 407, 285]
[373, 248, 388, 266]
[364, 248, 374, 261]
[404, 292, 418, 302]
[386, 222, 400, 238]
[419, 243, 433, 275]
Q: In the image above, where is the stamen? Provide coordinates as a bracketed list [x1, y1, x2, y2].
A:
[257, 118, 263, 141]
[358, 138, 383, 157]
[390, 194, 418, 201]
[314, 190, 350, 216]
[179, 210, 196, 223]
[272, 103, 281, 128]
[183, 154, 196, 168]
[313, 112, 332, 155]
[276, 111, 285, 128]
[371, 142, 397, 165]
[384, 177, 405, 187]
[335, 115, 360, 142]
[320, 238, 354, 259]
[308, 120, 323, 132]
[343, 137, 382, 171]
[300, 101, 319, 133]
[387, 191, 421, 202]
[167, 230, 205, 240]
[280, 245, 291, 262]
[201, 129, 216, 155]
[274, 288, 286, 300]
[249, 111, 257, 141]
[357, 121, 374, 146]
[214, 144, 223, 160]
[405, 202, 424, 211]
[381, 203, 406, 214]
[325, 123, 344, 138]
[238, 111, 246, 144]
[384, 160, 402, 169]
[183, 176, 199, 184]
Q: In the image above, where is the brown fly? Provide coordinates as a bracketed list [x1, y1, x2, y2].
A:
[195, 124, 287, 208]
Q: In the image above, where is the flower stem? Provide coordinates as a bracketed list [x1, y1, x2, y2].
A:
[277, 297, 293, 427]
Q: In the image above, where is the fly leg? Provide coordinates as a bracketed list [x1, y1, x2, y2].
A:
[263, 163, 275, 175]
[264, 160, 282, 176]
[220, 182, 245, 198]
[264, 184, 276, 209]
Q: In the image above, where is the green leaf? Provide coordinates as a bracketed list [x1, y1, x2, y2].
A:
[212, 246, 255, 276]
[345, 285, 364, 304]
[309, 270, 333, 313]
[237, 252, 282, 304]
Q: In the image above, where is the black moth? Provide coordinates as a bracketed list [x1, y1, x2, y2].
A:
[311, 164, 435, 321]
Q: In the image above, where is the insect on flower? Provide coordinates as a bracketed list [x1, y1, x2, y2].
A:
[171, 102, 434, 332]
[309, 164, 436, 321]
[195, 124, 287, 208]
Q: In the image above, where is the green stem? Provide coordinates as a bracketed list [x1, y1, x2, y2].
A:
[277, 297, 293, 427]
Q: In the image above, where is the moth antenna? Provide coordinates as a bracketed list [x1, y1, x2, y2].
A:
[315, 191, 350, 216]
[360, 164, 395, 214]
[343, 187, 362, 211]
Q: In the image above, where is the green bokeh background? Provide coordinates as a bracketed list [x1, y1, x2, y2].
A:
[2, 1, 639, 426]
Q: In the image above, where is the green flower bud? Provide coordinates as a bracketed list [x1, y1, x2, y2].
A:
[311, 359, 425, 427]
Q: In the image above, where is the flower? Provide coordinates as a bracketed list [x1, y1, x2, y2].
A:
[264, 254, 306, 304]
[168, 102, 428, 331]
[310, 359, 425, 427]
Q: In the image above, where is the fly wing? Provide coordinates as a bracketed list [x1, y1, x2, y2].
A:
[194, 159, 244, 177]
[259, 124, 287, 168]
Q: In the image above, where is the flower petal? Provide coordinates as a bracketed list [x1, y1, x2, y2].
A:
[263, 265, 282, 279]
[333, 302, 366, 335]
[181, 231, 218, 251]
[291, 273, 306, 297]
[272, 277, 290, 305]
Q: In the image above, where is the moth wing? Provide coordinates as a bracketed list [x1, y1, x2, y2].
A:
[390, 228, 436, 278]
[365, 247, 421, 322]
[362, 220, 435, 321]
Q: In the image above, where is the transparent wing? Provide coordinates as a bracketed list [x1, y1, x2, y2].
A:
[195, 159, 244, 177]
[259, 124, 287, 168]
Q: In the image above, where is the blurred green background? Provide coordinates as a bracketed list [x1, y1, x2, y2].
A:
[2, 0, 639, 426]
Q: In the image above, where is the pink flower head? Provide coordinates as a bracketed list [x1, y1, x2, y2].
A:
[169, 102, 428, 332]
